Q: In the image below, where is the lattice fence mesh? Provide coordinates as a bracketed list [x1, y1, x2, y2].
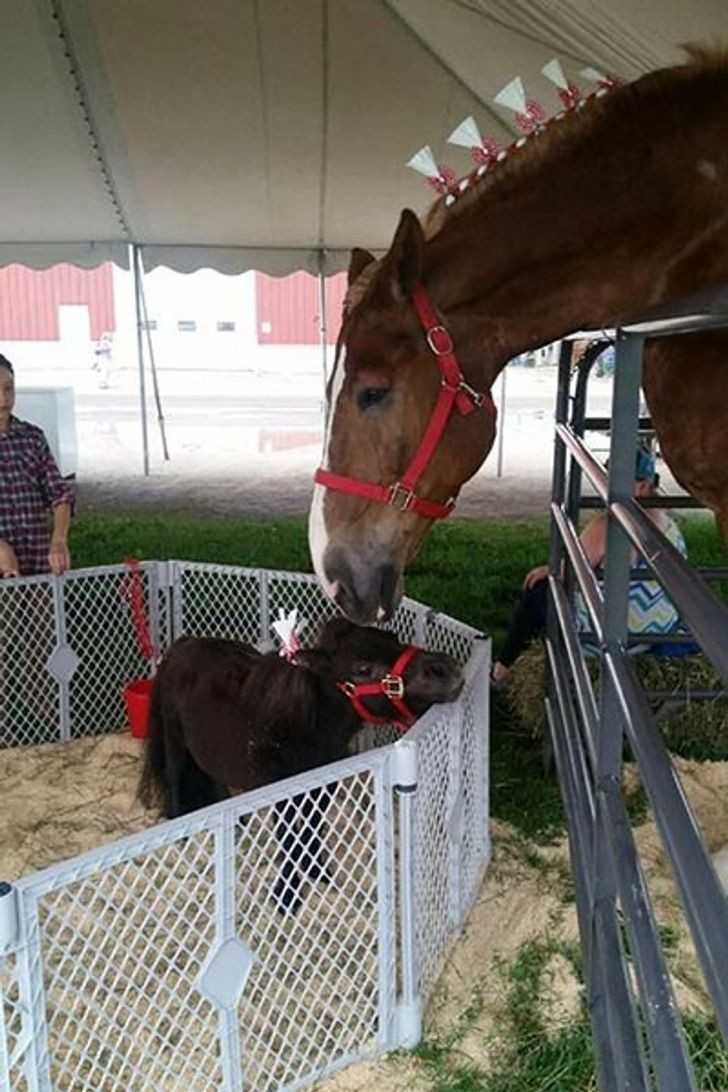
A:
[0, 578, 58, 748]
[264, 570, 338, 647]
[231, 770, 392, 1091]
[173, 563, 262, 645]
[409, 714, 455, 1002]
[0, 951, 27, 1091]
[30, 829, 221, 1091]
[66, 565, 159, 740]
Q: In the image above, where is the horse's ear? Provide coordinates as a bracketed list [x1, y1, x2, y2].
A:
[348, 248, 376, 287]
[377, 209, 424, 303]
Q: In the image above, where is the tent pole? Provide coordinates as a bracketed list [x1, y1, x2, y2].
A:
[317, 250, 328, 390]
[131, 244, 150, 476]
[138, 251, 170, 461]
[496, 366, 507, 478]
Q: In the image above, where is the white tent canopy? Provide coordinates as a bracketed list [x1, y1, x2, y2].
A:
[2, 0, 726, 275]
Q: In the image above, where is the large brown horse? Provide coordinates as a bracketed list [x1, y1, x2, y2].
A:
[308, 48, 728, 624]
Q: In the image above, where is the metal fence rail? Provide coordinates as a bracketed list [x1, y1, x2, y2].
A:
[548, 301, 728, 1090]
[0, 565, 490, 1091]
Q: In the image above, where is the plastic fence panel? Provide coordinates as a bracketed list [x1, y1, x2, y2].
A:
[386, 599, 426, 647]
[64, 565, 160, 739]
[21, 829, 222, 1091]
[456, 645, 491, 918]
[425, 613, 480, 666]
[231, 767, 395, 1090]
[264, 571, 339, 646]
[0, 577, 59, 748]
[172, 562, 262, 645]
[409, 712, 454, 1002]
[10, 750, 396, 1092]
[1, 952, 28, 1091]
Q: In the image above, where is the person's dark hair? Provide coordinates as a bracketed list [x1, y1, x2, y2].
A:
[0, 354, 14, 375]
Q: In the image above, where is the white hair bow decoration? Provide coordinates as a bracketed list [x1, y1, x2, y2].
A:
[406, 145, 458, 202]
[447, 116, 501, 170]
[272, 608, 308, 663]
[494, 76, 547, 134]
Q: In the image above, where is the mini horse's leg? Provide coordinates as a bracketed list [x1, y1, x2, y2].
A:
[272, 787, 334, 913]
[163, 731, 189, 819]
[273, 798, 305, 913]
[296, 785, 333, 883]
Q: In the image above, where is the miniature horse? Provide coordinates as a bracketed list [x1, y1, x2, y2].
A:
[138, 617, 462, 911]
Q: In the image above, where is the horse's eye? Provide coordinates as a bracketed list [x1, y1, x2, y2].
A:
[355, 663, 375, 677]
[357, 387, 389, 411]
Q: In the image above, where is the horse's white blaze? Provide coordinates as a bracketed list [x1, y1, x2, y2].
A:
[309, 348, 345, 600]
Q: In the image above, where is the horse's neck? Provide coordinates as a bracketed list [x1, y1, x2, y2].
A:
[425, 78, 728, 385]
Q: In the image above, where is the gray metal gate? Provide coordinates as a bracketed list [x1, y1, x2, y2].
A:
[0, 566, 490, 1091]
[547, 293, 728, 1090]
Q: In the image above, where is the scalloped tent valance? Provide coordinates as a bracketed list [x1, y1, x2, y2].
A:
[2, 0, 724, 275]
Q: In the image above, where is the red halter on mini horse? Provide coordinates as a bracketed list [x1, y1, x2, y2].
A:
[338, 645, 420, 732]
[315, 285, 496, 519]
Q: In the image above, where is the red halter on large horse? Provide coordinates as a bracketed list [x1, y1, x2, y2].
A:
[309, 48, 728, 624]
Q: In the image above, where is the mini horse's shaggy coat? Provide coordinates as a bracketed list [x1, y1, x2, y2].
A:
[138, 618, 462, 910]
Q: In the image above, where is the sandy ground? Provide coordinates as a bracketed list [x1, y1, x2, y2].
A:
[2, 733, 726, 1090]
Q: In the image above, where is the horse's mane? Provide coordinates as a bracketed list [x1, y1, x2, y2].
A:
[344, 44, 728, 317]
[423, 46, 728, 240]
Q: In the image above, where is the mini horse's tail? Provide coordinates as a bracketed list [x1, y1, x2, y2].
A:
[137, 674, 167, 812]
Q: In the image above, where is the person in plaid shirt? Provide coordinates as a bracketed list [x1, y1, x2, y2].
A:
[0, 354, 75, 577]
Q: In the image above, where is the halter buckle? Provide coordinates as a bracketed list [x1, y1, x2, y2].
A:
[387, 482, 415, 511]
[339, 681, 356, 697]
[381, 674, 405, 700]
[426, 325, 454, 356]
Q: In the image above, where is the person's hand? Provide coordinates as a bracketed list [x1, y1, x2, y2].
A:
[0, 540, 20, 577]
[48, 538, 71, 576]
[523, 564, 549, 590]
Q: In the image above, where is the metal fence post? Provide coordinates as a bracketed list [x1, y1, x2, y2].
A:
[214, 811, 244, 1091]
[52, 576, 71, 743]
[593, 330, 651, 1089]
[447, 703, 464, 928]
[392, 739, 421, 1048]
[259, 570, 270, 645]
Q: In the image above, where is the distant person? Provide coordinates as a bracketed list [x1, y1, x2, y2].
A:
[92, 332, 113, 390]
[491, 446, 687, 688]
[0, 354, 74, 577]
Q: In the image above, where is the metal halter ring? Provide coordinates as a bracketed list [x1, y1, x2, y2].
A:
[381, 674, 405, 700]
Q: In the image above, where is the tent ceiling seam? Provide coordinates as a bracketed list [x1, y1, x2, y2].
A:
[49, 0, 131, 239]
[380, 0, 516, 139]
[318, 0, 330, 250]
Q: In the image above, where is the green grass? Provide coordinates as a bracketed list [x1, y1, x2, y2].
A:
[411, 933, 728, 1092]
[71, 511, 727, 842]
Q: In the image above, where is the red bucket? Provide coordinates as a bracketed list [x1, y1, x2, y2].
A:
[123, 679, 154, 739]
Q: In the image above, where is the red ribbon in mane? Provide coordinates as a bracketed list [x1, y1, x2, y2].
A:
[122, 558, 157, 663]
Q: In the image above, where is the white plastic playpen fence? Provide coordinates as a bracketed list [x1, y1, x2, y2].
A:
[0, 562, 490, 1092]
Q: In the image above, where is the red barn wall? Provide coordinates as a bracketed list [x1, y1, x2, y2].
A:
[255, 271, 346, 345]
[0, 263, 115, 341]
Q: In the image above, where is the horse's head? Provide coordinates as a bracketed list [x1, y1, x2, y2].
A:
[300, 617, 463, 726]
[309, 210, 497, 623]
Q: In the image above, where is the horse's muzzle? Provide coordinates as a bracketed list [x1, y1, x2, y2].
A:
[323, 546, 402, 625]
